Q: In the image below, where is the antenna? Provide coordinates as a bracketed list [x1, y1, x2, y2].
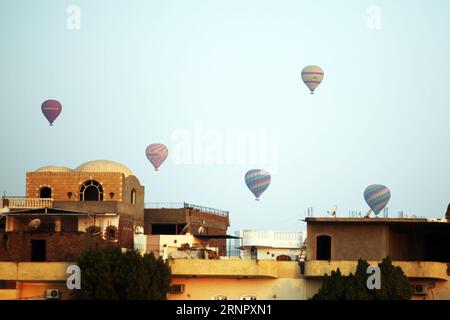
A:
[306, 206, 314, 218]
[327, 205, 337, 217]
[180, 223, 191, 235]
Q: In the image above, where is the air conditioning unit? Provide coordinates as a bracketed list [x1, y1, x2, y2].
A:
[169, 284, 185, 294]
[413, 284, 427, 295]
[46, 289, 61, 299]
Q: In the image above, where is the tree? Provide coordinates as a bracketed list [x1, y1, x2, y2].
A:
[311, 257, 412, 300]
[372, 256, 413, 300]
[73, 246, 171, 300]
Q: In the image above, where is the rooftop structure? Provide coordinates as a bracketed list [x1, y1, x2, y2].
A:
[238, 229, 305, 261]
[144, 202, 230, 256]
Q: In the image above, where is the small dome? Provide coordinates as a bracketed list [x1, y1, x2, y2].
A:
[35, 165, 73, 173]
[75, 160, 134, 177]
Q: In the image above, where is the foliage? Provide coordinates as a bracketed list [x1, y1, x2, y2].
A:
[311, 257, 412, 300]
[73, 246, 171, 300]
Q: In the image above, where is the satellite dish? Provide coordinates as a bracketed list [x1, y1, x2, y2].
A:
[364, 209, 372, 218]
[327, 205, 337, 217]
[197, 226, 205, 234]
[27, 219, 41, 230]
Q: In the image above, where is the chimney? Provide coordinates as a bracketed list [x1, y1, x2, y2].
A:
[446, 203, 450, 220]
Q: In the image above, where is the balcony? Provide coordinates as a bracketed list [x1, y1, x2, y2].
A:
[241, 230, 304, 248]
[305, 260, 449, 280]
[146, 202, 229, 218]
[169, 259, 301, 279]
[2, 197, 53, 209]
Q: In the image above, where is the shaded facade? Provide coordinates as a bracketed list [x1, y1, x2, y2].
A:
[304, 213, 450, 299]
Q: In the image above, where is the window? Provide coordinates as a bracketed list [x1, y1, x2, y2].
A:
[79, 180, 103, 201]
[250, 246, 257, 260]
[131, 189, 136, 205]
[61, 216, 78, 232]
[40, 187, 52, 198]
[151, 224, 178, 235]
[241, 295, 257, 300]
[31, 240, 46, 262]
[0, 280, 16, 290]
[212, 295, 227, 300]
[316, 235, 331, 260]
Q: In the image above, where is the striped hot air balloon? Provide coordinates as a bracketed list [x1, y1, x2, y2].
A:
[145, 143, 168, 171]
[364, 184, 391, 216]
[301, 65, 324, 94]
[245, 169, 271, 201]
[41, 99, 62, 126]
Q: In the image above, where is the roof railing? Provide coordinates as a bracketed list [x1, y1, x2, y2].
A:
[145, 202, 229, 218]
[2, 197, 54, 209]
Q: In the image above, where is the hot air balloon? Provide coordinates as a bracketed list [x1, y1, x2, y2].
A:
[364, 184, 391, 216]
[301, 65, 324, 94]
[145, 143, 168, 171]
[41, 99, 62, 126]
[245, 169, 271, 201]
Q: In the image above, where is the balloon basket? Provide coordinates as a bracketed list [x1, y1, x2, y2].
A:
[255, 198, 260, 201]
[155, 169, 158, 171]
[49, 123, 53, 126]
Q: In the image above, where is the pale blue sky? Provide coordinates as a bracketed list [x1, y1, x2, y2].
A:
[1, 0, 449, 233]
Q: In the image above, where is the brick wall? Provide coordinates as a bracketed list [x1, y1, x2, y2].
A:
[0, 232, 118, 262]
[26, 172, 124, 202]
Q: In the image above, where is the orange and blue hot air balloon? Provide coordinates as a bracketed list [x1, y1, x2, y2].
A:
[41, 99, 62, 126]
[364, 184, 391, 216]
[301, 65, 324, 94]
[245, 169, 271, 201]
[145, 143, 168, 171]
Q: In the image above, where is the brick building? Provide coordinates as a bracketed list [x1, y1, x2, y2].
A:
[0, 161, 231, 262]
[144, 203, 230, 255]
[0, 160, 144, 262]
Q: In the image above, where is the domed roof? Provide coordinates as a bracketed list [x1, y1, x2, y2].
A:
[35, 165, 73, 173]
[75, 160, 134, 177]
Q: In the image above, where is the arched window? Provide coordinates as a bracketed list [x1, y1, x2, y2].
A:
[79, 180, 103, 201]
[316, 235, 331, 260]
[131, 189, 136, 205]
[39, 187, 52, 198]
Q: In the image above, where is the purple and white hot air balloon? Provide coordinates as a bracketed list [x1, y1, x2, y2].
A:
[41, 99, 62, 126]
[364, 184, 391, 216]
[145, 143, 168, 171]
[245, 169, 271, 201]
